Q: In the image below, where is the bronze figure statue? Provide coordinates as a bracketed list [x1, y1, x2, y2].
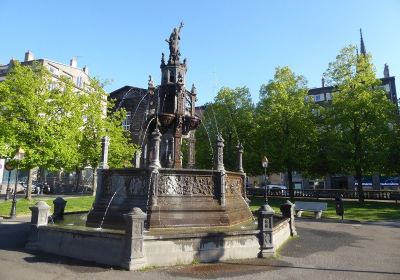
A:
[165, 22, 184, 63]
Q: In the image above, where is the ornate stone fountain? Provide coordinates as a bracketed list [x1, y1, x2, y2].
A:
[26, 24, 294, 271]
[86, 23, 252, 230]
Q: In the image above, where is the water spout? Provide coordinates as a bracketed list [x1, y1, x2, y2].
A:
[98, 185, 124, 229]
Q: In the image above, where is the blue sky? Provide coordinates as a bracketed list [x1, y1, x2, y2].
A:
[1, 0, 399, 105]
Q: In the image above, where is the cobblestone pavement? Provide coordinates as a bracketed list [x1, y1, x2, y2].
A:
[0, 218, 399, 280]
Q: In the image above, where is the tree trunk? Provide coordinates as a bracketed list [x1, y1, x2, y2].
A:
[353, 125, 364, 203]
[355, 167, 365, 204]
[57, 171, 62, 193]
[92, 167, 97, 196]
[288, 169, 294, 201]
[74, 169, 81, 192]
[25, 168, 33, 200]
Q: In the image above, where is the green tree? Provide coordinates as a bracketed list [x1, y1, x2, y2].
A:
[195, 87, 258, 173]
[73, 79, 137, 193]
[0, 62, 65, 198]
[106, 107, 137, 168]
[0, 62, 137, 197]
[323, 45, 397, 203]
[256, 66, 317, 201]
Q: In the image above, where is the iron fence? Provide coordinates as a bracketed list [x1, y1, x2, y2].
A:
[247, 187, 400, 201]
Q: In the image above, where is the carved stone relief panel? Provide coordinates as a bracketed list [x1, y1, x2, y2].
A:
[158, 174, 214, 196]
[226, 175, 243, 196]
[125, 176, 148, 196]
[101, 173, 148, 197]
[263, 232, 272, 246]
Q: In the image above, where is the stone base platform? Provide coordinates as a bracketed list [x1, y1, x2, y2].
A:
[26, 217, 291, 270]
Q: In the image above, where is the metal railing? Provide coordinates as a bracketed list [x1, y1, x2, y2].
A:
[246, 187, 400, 201]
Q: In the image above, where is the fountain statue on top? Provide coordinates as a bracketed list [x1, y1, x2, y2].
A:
[86, 23, 252, 230]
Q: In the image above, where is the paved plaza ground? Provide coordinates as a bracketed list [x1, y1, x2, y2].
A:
[0, 217, 399, 280]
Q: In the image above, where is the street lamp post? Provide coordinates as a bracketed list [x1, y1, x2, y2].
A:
[10, 148, 25, 219]
[262, 156, 269, 204]
[4, 160, 14, 201]
[5, 169, 12, 201]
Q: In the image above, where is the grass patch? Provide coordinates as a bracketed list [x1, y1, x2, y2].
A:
[0, 195, 95, 217]
[249, 196, 400, 222]
[137, 265, 159, 272]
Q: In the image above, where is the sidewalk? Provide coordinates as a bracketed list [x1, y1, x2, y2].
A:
[0, 218, 399, 279]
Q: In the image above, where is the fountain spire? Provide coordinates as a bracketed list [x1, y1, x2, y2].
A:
[360, 28, 366, 55]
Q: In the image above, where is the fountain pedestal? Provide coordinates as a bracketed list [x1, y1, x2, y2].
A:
[86, 168, 252, 229]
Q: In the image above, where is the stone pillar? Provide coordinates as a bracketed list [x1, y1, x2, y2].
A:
[53, 197, 67, 220]
[215, 133, 226, 206]
[187, 131, 196, 169]
[134, 150, 141, 168]
[214, 133, 225, 171]
[167, 137, 174, 168]
[100, 136, 110, 169]
[236, 142, 244, 173]
[173, 133, 182, 168]
[29, 201, 51, 227]
[123, 207, 147, 270]
[149, 128, 161, 170]
[280, 200, 297, 236]
[141, 144, 148, 168]
[258, 204, 275, 258]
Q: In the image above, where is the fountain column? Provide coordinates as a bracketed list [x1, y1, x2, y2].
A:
[149, 128, 161, 170]
[215, 133, 225, 171]
[258, 204, 275, 257]
[100, 136, 110, 169]
[236, 142, 244, 173]
[149, 128, 161, 208]
[187, 131, 196, 168]
[123, 207, 147, 270]
[215, 133, 226, 206]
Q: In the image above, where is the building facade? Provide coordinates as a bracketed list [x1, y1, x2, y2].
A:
[0, 51, 92, 193]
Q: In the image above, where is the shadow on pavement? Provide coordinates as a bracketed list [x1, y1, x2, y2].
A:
[167, 258, 292, 279]
[23, 253, 112, 273]
[0, 222, 31, 251]
[279, 224, 370, 258]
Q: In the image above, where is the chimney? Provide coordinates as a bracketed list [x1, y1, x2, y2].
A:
[321, 77, 325, 87]
[384, 63, 390, 78]
[70, 57, 77, 68]
[24, 50, 34, 62]
[83, 65, 89, 75]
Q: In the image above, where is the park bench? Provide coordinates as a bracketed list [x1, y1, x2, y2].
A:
[390, 192, 400, 204]
[294, 201, 327, 219]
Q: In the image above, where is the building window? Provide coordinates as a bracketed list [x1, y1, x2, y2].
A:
[76, 76, 83, 88]
[315, 95, 321, 102]
[122, 111, 132, 131]
[48, 65, 59, 77]
[48, 82, 57, 90]
[325, 92, 331, 100]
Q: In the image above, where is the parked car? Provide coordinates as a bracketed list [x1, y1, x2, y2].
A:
[267, 185, 287, 196]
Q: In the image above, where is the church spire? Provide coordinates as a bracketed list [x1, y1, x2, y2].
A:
[360, 28, 366, 55]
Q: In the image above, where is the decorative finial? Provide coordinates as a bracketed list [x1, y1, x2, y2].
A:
[148, 75, 154, 87]
[178, 72, 183, 84]
[360, 28, 366, 55]
[161, 53, 165, 66]
[384, 63, 390, 78]
[191, 83, 197, 95]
